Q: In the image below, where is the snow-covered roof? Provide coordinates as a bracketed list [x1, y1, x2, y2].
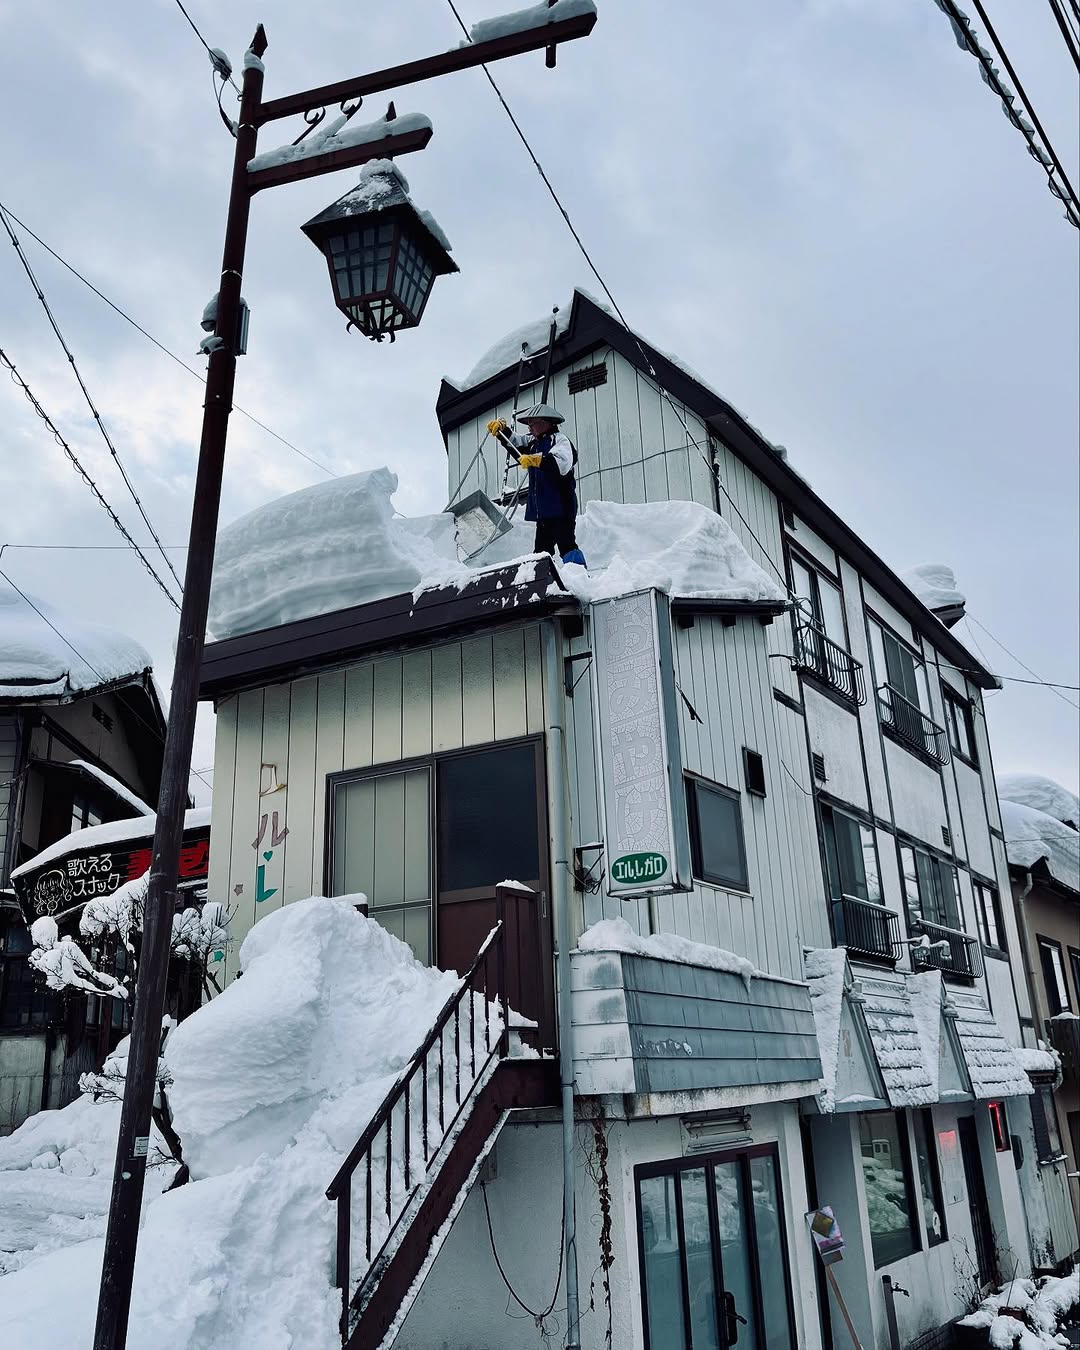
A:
[900, 563, 966, 617]
[999, 798, 1080, 894]
[998, 773, 1080, 829]
[576, 917, 758, 982]
[1012, 1045, 1061, 1076]
[0, 584, 152, 702]
[67, 761, 153, 817]
[11, 806, 211, 880]
[859, 974, 937, 1109]
[208, 467, 785, 641]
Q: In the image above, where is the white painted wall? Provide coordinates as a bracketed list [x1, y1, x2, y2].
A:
[398, 1100, 823, 1350]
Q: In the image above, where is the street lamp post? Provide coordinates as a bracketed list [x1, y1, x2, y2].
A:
[92, 11, 596, 1349]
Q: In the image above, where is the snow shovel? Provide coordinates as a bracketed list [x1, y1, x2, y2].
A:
[446, 488, 515, 560]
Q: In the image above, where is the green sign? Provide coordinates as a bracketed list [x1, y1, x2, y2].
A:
[611, 852, 669, 887]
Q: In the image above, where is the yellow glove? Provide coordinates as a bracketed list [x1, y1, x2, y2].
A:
[487, 418, 509, 437]
[518, 453, 543, 469]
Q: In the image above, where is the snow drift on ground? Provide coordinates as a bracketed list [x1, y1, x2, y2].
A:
[998, 773, 1080, 829]
[999, 798, 1080, 894]
[900, 562, 966, 615]
[958, 1272, 1079, 1348]
[208, 468, 784, 639]
[0, 583, 152, 698]
[0, 898, 474, 1350]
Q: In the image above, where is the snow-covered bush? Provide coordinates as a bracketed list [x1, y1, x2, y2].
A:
[957, 1272, 1079, 1347]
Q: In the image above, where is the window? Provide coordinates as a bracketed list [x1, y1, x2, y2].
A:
[912, 1109, 947, 1245]
[331, 766, 433, 962]
[0, 921, 56, 1029]
[942, 689, 977, 764]
[900, 845, 962, 930]
[1070, 948, 1080, 1008]
[789, 555, 864, 702]
[1029, 1086, 1065, 1163]
[1037, 937, 1071, 1016]
[859, 1112, 920, 1266]
[71, 793, 104, 833]
[436, 743, 541, 899]
[974, 882, 1006, 952]
[686, 778, 748, 891]
[636, 1148, 796, 1350]
[868, 619, 948, 763]
[822, 805, 881, 905]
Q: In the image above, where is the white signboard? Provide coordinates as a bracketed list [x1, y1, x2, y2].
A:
[590, 590, 691, 898]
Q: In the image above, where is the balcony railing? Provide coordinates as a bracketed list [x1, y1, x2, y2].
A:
[794, 617, 866, 704]
[877, 685, 950, 765]
[911, 917, 983, 980]
[831, 894, 902, 964]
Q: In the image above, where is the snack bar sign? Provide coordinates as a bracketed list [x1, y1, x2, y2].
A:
[591, 590, 691, 899]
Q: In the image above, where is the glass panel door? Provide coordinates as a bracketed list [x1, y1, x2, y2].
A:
[714, 1161, 759, 1347]
[640, 1172, 689, 1350]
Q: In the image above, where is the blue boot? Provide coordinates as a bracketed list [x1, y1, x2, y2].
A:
[561, 548, 587, 568]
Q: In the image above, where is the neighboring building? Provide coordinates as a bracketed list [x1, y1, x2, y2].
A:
[200, 290, 1044, 1350]
[0, 585, 166, 1133]
[998, 772, 1080, 1268]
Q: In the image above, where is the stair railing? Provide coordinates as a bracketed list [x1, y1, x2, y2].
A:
[326, 911, 508, 1341]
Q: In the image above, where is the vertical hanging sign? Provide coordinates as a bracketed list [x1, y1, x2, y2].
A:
[590, 589, 691, 899]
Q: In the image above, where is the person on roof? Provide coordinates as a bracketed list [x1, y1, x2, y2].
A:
[487, 404, 587, 567]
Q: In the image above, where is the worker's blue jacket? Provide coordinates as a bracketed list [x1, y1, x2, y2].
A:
[509, 430, 578, 522]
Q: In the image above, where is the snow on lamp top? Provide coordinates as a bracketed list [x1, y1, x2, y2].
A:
[0, 584, 152, 700]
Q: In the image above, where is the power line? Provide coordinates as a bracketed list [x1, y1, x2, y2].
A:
[965, 614, 1080, 710]
[0, 347, 181, 610]
[1046, 0, 1080, 71]
[932, 0, 1079, 227]
[0, 203, 337, 479]
[1, 205, 184, 598]
[173, 0, 241, 94]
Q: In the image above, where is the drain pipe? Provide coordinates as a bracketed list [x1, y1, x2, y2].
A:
[1013, 869, 1043, 1034]
[541, 619, 581, 1350]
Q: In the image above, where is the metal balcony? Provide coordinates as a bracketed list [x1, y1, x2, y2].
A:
[831, 894, 902, 965]
[911, 917, 983, 980]
[793, 618, 866, 704]
[877, 685, 950, 765]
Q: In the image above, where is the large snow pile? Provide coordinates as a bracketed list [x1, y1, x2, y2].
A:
[0, 583, 151, 699]
[803, 947, 847, 1112]
[0, 898, 479, 1350]
[998, 799, 1080, 894]
[958, 1272, 1079, 1348]
[901, 562, 966, 615]
[208, 469, 784, 640]
[998, 773, 1080, 829]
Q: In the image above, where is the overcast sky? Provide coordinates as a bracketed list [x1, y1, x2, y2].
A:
[0, 0, 1076, 798]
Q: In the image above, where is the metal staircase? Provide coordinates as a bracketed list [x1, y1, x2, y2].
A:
[326, 915, 557, 1350]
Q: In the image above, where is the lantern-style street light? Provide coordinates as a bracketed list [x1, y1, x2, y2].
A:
[92, 9, 597, 1350]
[303, 148, 458, 341]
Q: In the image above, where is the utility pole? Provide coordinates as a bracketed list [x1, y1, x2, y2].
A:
[91, 11, 597, 1349]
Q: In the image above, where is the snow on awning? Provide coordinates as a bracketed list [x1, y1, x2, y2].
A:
[947, 992, 1033, 1099]
[858, 972, 937, 1109]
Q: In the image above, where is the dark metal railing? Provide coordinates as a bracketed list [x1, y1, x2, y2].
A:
[1047, 1015, 1080, 1075]
[326, 916, 508, 1342]
[877, 684, 950, 764]
[831, 894, 902, 964]
[911, 917, 983, 979]
[794, 617, 866, 704]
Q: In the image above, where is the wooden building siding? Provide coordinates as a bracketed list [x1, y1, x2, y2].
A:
[208, 625, 544, 982]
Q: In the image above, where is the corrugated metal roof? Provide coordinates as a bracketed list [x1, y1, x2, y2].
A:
[858, 973, 937, 1109]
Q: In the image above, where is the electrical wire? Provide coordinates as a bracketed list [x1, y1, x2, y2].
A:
[1, 205, 184, 599]
[0, 348, 181, 610]
[932, 0, 1079, 226]
[964, 614, 1080, 710]
[173, 0, 241, 94]
[1046, 0, 1080, 71]
[0, 202, 337, 479]
[480, 1178, 564, 1324]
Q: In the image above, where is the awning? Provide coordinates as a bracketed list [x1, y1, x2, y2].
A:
[946, 991, 1033, 1099]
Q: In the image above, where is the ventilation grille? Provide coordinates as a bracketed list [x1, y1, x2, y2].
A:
[941, 825, 952, 849]
[812, 752, 827, 782]
[781, 502, 796, 529]
[92, 703, 113, 732]
[567, 363, 608, 394]
[743, 748, 767, 797]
